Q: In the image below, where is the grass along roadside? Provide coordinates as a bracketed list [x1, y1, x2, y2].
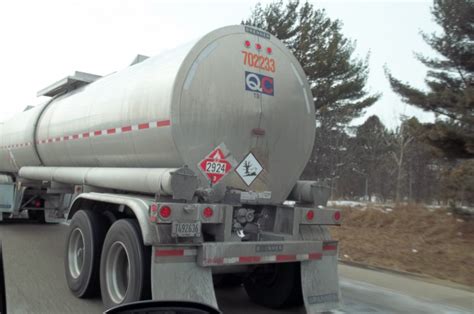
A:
[328, 204, 473, 287]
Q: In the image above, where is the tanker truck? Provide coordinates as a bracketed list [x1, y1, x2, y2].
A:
[0, 25, 341, 312]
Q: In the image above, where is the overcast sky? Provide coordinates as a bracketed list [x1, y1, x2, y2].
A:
[0, 0, 438, 129]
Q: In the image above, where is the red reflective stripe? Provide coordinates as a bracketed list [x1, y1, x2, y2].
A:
[309, 252, 323, 260]
[157, 120, 171, 127]
[155, 249, 184, 257]
[34, 120, 170, 145]
[323, 245, 337, 251]
[239, 256, 261, 263]
[138, 123, 149, 130]
[276, 255, 297, 262]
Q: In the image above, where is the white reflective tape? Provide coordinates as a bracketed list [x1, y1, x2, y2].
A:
[261, 255, 277, 262]
[297, 254, 309, 260]
[223, 257, 239, 264]
[183, 249, 197, 256]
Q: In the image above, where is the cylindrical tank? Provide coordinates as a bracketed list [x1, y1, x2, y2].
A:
[0, 25, 315, 203]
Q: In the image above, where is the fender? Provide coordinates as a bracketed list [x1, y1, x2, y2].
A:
[68, 192, 157, 245]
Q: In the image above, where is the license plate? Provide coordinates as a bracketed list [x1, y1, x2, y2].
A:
[172, 221, 201, 237]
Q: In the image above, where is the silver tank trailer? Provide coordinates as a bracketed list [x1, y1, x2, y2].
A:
[0, 25, 315, 203]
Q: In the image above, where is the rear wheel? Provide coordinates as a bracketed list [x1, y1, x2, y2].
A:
[213, 274, 243, 288]
[65, 210, 109, 298]
[243, 262, 302, 308]
[100, 219, 151, 309]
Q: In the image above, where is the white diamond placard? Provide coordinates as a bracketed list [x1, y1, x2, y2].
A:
[236, 153, 263, 186]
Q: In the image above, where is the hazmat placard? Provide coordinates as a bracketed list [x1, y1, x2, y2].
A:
[236, 152, 263, 186]
[198, 145, 234, 185]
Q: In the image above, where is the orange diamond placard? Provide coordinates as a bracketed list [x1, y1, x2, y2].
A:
[198, 147, 233, 185]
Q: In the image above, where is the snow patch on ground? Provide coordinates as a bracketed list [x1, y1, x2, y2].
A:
[328, 200, 366, 207]
[328, 200, 395, 213]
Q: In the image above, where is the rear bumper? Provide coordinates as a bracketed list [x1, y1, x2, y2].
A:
[153, 240, 338, 266]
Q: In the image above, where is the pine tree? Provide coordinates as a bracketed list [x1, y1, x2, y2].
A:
[351, 115, 392, 201]
[243, 0, 379, 179]
[402, 117, 444, 203]
[387, 0, 474, 158]
[441, 159, 474, 206]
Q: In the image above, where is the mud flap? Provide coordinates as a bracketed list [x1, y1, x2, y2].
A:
[301, 256, 341, 313]
[300, 225, 341, 313]
[151, 260, 218, 309]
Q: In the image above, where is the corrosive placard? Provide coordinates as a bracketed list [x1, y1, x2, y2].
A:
[236, 152, 263, 186]
[198, 145, 233, 185]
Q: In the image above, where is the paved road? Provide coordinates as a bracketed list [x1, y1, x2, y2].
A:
[0, 221, 472, 313]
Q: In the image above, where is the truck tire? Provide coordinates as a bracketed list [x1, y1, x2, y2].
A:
[100, 219, 151, 309]
[213, 274, 243, 288]
[243, 262, 302, 308]
[65, 210, 109, 298]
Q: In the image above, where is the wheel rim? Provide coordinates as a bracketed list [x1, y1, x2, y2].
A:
[68, 228, 85, 279]
[106, 241, 130, 304]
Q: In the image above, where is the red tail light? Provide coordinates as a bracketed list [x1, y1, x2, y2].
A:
[159, 206, 171, 219]
[334, 211, 341, 222]
[306, 210, 314, 221]
[203, 207, 214, 218]
[34, 200, 42, 208]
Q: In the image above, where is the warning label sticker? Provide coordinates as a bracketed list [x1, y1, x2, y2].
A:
[236, 152, 263, 186]
[198, 145, 234, 185]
